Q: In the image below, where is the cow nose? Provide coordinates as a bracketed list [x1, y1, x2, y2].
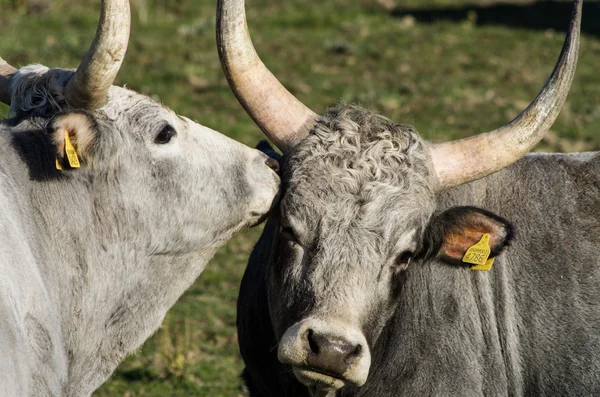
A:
[278, 318, 371, 387]
[265, 157, 280, 173]
[305, 328, 363, 376]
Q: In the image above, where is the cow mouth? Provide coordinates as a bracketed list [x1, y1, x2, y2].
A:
[248, 211, 270, 228]
[293, 367, 346, 396]
[248, 189, 280, 228]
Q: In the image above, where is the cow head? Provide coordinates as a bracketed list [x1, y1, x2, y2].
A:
[267, 106, 514, 394]
[0, 0, 280, 255]
[217, 0, 581, 395]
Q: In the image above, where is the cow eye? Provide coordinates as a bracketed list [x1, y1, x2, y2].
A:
[394, 250, 413, 269]
[280, 225, 298, 243]
[155, 124, 176, 144]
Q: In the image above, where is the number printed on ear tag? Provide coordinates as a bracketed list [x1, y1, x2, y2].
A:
[64, 130, 80, 168]
[470, 257, 495, 271]
[462, 233, 491, 266]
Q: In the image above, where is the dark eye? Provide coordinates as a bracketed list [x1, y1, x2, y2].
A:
[394, 250, 413, 270]
[280, 226, 298, 243]
[154, 124, 176, 144]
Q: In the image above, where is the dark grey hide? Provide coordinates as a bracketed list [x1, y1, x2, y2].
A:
[237, 105, 600, 396]
[0, 65, 279, 396]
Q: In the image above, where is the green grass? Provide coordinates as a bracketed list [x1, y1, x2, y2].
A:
[1, 0, 600, 395]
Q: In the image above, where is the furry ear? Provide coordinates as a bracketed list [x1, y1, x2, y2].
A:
[421, 206, 514, 267]
[47, 110, 99, 169]
[256, 140, 282, 162]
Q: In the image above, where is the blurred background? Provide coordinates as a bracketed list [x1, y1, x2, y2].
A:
[1, 0, 599, 395]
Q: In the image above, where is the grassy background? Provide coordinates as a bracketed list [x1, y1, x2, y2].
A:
[1, 0, 600, 395]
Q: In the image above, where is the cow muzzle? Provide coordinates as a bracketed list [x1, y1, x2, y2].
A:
[277, 318, 371, 394]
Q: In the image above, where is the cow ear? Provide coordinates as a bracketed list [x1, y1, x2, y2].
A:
[421, 206, 514, 266]
[47, 111, 99, 168]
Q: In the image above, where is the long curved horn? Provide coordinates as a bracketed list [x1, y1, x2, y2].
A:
[217, 0, 318, 153]
[428, 0, 582, 190]
[0, 57, 17, 105]
[64, 0, 131, 110]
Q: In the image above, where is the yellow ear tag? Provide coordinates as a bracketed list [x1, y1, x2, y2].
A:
[470, 257, 495, 271]
[55, 158, 62, 170]
[64, 130, 81, 168]
[462, 233, 492, 270]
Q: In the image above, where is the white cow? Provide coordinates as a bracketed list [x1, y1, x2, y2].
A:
[0, 0, 279, 395]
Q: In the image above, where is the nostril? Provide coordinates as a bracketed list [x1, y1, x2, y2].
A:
[307, 329, 319, 354]
[352, 344, 363, 357]
[265, 157, 280, 174]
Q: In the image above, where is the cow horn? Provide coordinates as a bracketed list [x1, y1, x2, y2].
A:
[217, 0, 318, 154]
[0, 57, 16, 105]
[427, 0, 582, 190]
[64, 0, 131, 110]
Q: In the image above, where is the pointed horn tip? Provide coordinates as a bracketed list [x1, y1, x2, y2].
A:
[64, 0, 131, 110]
[428, 0, 582, 190]
[216, 0, 318, 154]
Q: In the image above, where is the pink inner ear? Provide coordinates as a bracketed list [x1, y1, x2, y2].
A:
[441, 228, 484, 260]
[52, 128, 66, 157]
[440, 219, 507, 261]
[49, 112, 96, 163]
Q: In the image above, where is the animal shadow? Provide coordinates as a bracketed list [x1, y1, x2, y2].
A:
[391, 0, 600, 37]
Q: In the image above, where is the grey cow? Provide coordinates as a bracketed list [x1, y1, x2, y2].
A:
[217, 0, 600, 396]
[0, 0, 279, 396]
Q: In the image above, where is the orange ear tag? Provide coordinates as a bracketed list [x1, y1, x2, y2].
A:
[64, 130, 80, 168]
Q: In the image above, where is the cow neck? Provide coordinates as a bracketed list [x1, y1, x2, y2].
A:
[25, 161, 217, 396]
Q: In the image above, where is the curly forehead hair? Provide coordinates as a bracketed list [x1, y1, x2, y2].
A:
[284, 104, 433, 198]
